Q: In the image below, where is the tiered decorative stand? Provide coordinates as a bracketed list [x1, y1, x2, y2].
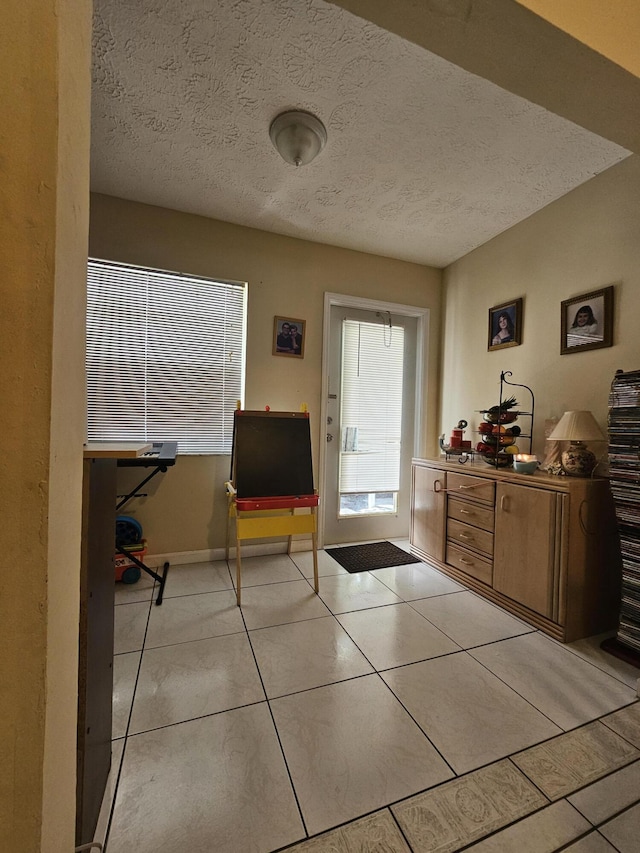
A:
[477, 371, 535, 468]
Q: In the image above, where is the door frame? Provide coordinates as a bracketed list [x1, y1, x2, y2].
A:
[318, 292, 429, 548]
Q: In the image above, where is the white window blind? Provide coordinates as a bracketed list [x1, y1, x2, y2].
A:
[339, 318, 404, 493]
[86, 259, 246, 454]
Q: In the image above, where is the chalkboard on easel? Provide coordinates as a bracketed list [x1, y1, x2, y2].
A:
[231, 410, 315, 498]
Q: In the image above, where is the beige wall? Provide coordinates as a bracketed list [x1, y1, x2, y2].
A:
[2, 4, 635, 850]
[1, 2, 90, 852]
[516, 0, 640, 77]
[441, 155, 640, 463]
[42, 0, 92, 848]
[89, 194, 442, 555]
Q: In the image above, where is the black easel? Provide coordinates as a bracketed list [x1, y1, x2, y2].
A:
[116, 441, 178, 605]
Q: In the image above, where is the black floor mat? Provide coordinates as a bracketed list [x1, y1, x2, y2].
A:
[326, 541, 420, 573]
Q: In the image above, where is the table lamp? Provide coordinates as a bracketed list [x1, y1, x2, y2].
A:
[547, 410, 605, 476]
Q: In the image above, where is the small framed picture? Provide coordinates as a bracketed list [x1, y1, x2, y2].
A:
[273, 316, 305, 358]
[561, 285, 613, 354]
[488, 298, 523, 351]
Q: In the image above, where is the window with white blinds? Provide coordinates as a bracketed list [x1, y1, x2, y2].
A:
[86, 259, 246, 454]
[339, 318, 404, 493]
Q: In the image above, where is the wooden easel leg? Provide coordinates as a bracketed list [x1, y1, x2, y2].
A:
[235, 535, 242, 607]
[311, 508, 319, 594]
[287, 507, 293, 555]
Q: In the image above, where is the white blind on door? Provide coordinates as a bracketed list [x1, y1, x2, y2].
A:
[86, 259, 246, 454]
[339, 318, 404, 493]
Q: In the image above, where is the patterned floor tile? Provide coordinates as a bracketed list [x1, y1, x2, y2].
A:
[601, 701, 640, 748]
[463, 800, 590, 852]
[286, 810, 411, 852]
[511, 721, 639, 801]
[392, 759, 547, 853]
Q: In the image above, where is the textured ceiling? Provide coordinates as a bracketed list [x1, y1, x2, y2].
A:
[91, 0, 630, 268]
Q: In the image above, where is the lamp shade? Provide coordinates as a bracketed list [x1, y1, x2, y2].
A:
[547, 410, 605, 476]
[547, 411, 605, 443]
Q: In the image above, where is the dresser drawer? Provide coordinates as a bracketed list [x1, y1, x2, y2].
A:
[447, 498, 494, 532]
[446, 543, 493, 585]
[447, 472, 496, 505]
[448, 518, 494, 557]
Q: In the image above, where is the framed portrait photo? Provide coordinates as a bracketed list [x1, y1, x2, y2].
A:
[273, 316, 305, 358]
[488, 298, 523, 351]
[561, 285, 613, 354]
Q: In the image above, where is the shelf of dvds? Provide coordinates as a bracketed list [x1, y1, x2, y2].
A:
[601, 368, 640, 669]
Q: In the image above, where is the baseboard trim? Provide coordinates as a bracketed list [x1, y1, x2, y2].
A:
[145, 539, 313, 568]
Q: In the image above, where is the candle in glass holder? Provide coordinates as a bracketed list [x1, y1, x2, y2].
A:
[514, 454, 538, 473]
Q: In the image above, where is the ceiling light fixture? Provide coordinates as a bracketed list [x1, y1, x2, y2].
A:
[269, 110, 327, 167]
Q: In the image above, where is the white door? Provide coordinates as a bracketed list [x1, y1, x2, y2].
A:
[323, 303, 418, 545]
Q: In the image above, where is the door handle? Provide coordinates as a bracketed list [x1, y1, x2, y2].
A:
[500, 495, 509, 511]
[327, 433, 333, 442]
[433, 479, 443, 493]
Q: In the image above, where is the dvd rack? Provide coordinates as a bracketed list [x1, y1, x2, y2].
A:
[601, 368, 640, 667]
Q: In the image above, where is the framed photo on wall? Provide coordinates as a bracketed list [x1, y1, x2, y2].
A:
[561, 285, 613, 354]
[273, 316, 305, 358]
[488, 298, 523, 351]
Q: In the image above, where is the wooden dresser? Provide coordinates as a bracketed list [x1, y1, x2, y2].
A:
[410, 458, 621, 642]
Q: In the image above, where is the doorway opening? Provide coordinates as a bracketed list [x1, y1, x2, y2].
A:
[319, 293, 428, 547]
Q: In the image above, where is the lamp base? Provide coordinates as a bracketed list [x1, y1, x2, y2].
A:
[561, 441, 596, 477]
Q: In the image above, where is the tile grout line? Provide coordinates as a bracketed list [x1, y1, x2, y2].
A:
[388, 809, 417, 853]
[108, 555, 640, 853]
[560, 639, 640, 691]
[241, 555, 311, 843]
[259, 558, 463, 790]
[463, 634, 615, 734]
[449, 800, 585, 853]
[594, 794, 640, 829]
[104, 584, 157, 852]
[269, 704, 640, 851]
[505, 720, 640, 805]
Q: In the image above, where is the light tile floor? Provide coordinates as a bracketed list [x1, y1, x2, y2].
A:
[101, 541, 640, 852]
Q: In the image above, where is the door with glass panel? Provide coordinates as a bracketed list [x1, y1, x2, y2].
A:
[324, 305, 417, 544]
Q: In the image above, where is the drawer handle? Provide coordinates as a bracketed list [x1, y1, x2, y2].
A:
[459, 508, 472, 515]
[460, 557, 473, 565]
[457, 482, 487, 491]
[459, 532, 473, 540]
